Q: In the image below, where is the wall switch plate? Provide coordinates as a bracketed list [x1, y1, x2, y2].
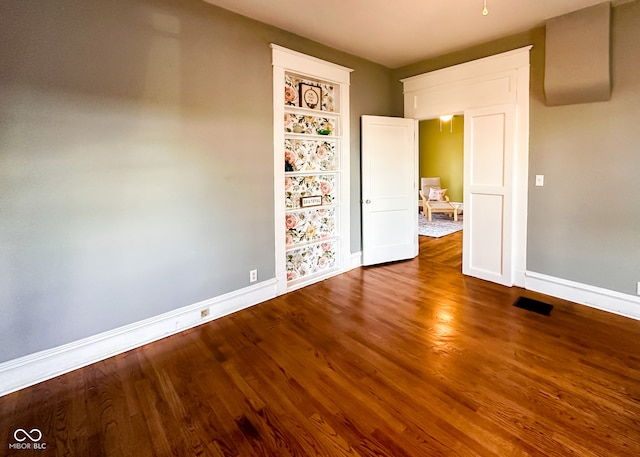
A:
[250, 269, 258, 283]
[637, 282, 640, 295]
[535, 175, 544, 186]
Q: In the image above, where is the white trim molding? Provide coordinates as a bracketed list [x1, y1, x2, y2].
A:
[526, 271, 640, 321]
[401, 46, 533, 94]
[270, 44, 353, 84]
[513, 269, 527, 289]
[0, 279, 278, 397]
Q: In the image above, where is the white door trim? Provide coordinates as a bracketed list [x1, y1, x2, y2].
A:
[401, 46, 531, 287]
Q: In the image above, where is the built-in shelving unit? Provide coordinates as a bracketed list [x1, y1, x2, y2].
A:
[271, 45, 352, 294]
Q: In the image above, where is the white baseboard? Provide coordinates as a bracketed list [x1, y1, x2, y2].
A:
[286, 254, 362, 293]
[525, 271, 640, 321]
[9, 268, 634, 397]
[513, 269, 526, 288]
[0, 279, 278, 397]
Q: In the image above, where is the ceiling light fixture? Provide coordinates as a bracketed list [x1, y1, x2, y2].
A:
[482, 0, 489, 16]
[439, 115, 454, 133]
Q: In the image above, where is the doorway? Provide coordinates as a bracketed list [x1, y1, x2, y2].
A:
[417, 116, 464, 242]
[419, 116, 464, 205]
[402, 46, 531, 287]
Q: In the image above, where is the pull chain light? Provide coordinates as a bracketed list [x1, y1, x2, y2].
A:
[482, 0, 488, 15]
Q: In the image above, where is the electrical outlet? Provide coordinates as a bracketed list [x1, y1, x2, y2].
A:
[250, 269, 258, 283]
[535, 175, 544, 186]
[637, 282, 640, 296]
[201, 308, 210, 318]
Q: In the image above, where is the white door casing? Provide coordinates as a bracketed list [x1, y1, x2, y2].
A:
[401, 46, 531, 287]
[361, 115, 418, 266]
[463, 105, 514, 286]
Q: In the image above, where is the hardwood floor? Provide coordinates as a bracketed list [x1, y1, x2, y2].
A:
[2, 233, 640, 456]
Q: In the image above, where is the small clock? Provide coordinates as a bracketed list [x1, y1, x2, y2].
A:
[299, 83, 322, 110]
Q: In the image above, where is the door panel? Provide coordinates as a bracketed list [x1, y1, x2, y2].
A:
[362, 116, 418, 266]
[463, 106, 513, 286]
[470, 113, 506, 187]
[469, 193, 504, 275]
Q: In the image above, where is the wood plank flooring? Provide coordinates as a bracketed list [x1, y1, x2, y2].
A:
[2, 232, 640, 456]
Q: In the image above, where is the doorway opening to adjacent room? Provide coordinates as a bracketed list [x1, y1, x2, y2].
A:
[418, 116, 464, 243]
[402, 46, 531, 287]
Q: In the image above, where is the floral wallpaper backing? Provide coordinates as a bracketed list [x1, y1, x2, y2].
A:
[284, 113, 335, 136]
[285, 175, 336, 209]
[285, 139, 337, 172]
[285, 73, 335, 112]
[283, 73, 340, 283]
[286, 208, 336, 246]
[286, 241, 336, 281]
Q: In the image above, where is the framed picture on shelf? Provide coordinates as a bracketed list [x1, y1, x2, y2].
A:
[299, 83, 322, 110]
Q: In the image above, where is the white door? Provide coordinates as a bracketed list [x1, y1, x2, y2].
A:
[362, 116, 418, 266]
[463, 105, 514, 286]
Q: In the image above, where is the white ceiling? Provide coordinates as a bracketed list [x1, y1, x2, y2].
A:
[203, 0, 627, 68]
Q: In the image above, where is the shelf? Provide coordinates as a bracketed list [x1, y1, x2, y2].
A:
[285, 203, 339, 213]
[285, 111, 338, 138]
[284, 171, 339, 177]
[284, 133, 341, 140]
[285, 236, 338, 252]
[285, 237, 339, 283]
[285, 105, 339, 117]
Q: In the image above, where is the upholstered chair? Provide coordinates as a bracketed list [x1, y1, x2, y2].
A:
[419, 177, 458, 222]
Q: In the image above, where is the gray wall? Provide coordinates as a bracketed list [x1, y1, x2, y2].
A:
[528, 1, 640, 294]
[0, 0, 393, 363]
[393, 1, 640, 297]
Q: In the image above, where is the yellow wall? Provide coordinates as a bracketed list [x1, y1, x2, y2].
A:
[418, 116, 464, 203]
